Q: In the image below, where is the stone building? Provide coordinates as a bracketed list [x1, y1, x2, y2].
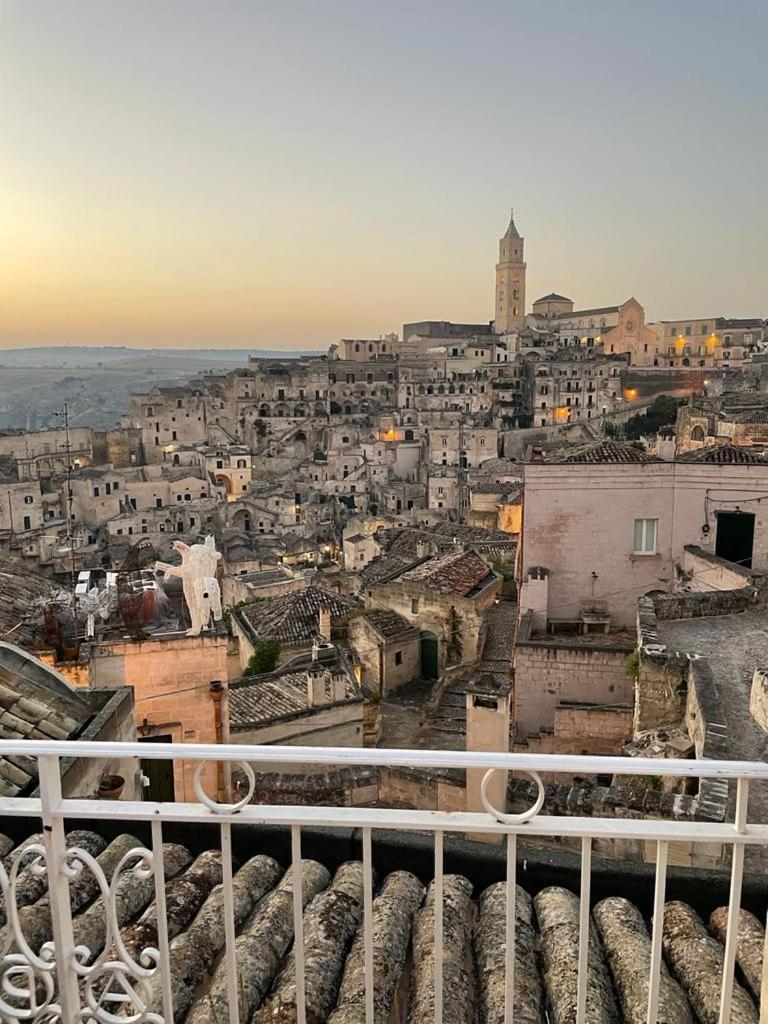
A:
[227, 646, 363, 754]
[494, 210, 526, 335]
[428, 426, 498, 468]
[361, 548, 502, 671]
[519, 439, 768, 630]
[126, 386, 209, 462]
[528, 354, 624, 427]
[675, 391, 768, 453]
[650, 316, 765, 369]
[0, 467, 44, 535]
[348, 609, 421, 696]
[88, 630, 231, 802]
[231, 585, 360, 671]
[468, 481, 522, 533]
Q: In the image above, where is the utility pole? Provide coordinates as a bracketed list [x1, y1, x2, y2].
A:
[56, 403, 78, 643]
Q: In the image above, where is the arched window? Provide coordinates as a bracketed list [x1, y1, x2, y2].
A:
[691, 426, 705, 441]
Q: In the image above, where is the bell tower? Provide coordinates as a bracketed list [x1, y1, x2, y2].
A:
[494, 209, 526, 334]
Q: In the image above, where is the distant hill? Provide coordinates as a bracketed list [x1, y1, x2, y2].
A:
[0, 346, 323, 430]
[0, 346, 322, 369]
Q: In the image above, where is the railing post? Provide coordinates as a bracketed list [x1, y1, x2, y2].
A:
[38, 754, 80, 1024]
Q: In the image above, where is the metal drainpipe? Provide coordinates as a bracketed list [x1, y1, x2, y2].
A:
[209, 679, 226, 801]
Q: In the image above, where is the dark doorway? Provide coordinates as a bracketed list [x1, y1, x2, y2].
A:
[420, 632, 439, 680]
[715, 511, 755, 568]
[139, 734, 175, 802]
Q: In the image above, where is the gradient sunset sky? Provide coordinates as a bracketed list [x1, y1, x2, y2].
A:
[1, 0, 765, 349]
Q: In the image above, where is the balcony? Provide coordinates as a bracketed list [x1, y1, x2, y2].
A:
[0, 738, 766, 1023]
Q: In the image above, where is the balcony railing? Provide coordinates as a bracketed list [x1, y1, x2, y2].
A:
[0, 738, 766, 1024]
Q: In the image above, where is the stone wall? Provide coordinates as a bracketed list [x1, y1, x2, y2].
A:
[514, 617, 634, 739]
[685, 659, 729, 761]
[507, 777, 724, 868]
[635, 598, 730, 829]
[682, 545, 753, 593]
[234, 764, 465, 812]
[230, 699, 364, 753]
[552, 703, 633, 756]
[750, 669, 768, 733]
[648, 582, 761, 621]
[634, 599, 691, 732]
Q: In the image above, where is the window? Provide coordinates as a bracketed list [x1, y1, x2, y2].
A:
[93, 486, 100, 497]
[633, 518, 658, 554]
[156, 498, 163, 508]
[479, 437, 486, 446]
[23, 515, 31, 531]
[394, 651, 403, 665]
[23, 495, 33, 505]
[411, 598, 420, 614]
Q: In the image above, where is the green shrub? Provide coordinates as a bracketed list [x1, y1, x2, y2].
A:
[244, 638, 281, 675]
[625, 651, 640, 679]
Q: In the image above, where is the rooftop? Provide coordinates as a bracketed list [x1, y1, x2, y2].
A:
[397, 549, 498, 598]
[676, 443, 768, 465]
[552, 305, 620, 320]
[1, 736, 767, 1024]
[533, 292, 573, 303]
[540, 441, 661, 464]
[0, 560, 66, 647]
[229, 652, 361, 729]
[361, 609, 418, 640]
[239, 585, 359, 646]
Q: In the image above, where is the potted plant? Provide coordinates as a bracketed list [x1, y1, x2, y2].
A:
[97, 773, 125, 800]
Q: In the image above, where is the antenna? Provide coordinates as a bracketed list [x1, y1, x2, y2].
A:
[56, 402, 78, 646]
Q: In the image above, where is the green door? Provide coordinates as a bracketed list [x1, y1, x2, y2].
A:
[421, 632, 439, 681]
[139, 734, 176, 802]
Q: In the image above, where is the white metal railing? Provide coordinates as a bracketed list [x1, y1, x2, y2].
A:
[0, 739, 767, 1024]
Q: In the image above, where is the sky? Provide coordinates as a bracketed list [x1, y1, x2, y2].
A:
[0, 0, 766, 350]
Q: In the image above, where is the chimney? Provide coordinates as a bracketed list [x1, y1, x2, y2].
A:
[307, 663, 330, 707]
[415, 540, 431, 559]
[318, 605, 332, 641]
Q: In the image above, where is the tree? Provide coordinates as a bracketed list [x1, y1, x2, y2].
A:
[243, 638, 281, 675]
[622, 394, 686, 440]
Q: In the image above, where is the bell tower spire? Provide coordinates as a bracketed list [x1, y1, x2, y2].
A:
[494, 209, 526, 334]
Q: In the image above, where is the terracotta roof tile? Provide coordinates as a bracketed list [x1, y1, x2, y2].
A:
[239, 586, 359, 646]
[541, 442, 660, 464]
[677, 444, 768, 465]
